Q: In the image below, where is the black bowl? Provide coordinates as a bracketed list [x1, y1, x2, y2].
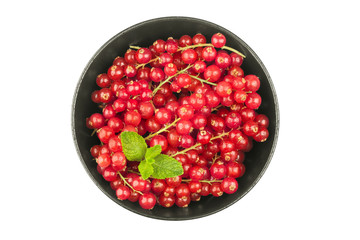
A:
[72, 16, 279, 220]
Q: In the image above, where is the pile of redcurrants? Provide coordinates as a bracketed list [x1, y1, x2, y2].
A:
[86, 33, 270, 209]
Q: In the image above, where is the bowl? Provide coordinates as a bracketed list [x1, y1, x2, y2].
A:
[72, 16, 279, 220]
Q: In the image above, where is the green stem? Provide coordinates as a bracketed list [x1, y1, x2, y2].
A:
[181, 179, 223, 184]
[117, 171, 143, 195]
[171, 131, 230, 157]
[190, 75, 217, 86]
[152, 64, 193, 95]
[129, 45, 141, 50]
[144, 118, 181, 140]
[177, 43, 213, 51]
[136, 57, 159, 69]
[221, 45, 246, 58]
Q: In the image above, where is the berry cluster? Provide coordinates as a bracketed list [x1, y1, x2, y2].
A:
[86, 33, 270, 209]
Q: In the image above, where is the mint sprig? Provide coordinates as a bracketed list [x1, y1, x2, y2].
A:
[120, 132, 183, 180]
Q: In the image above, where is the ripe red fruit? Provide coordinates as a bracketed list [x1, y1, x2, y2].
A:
[204, 65, 222, 82]
[150, 135, 168, 152]
[124, 110, 141, 126]
[221, 177, 238, 194]
[116, 186, 131, 200]
[139, 193, 157, 209]
[244, 74, 261, 92]
[181, 49, 198, 64]
[245, 92, 262, 109]
[107, 65, 124, 81]
[211, 33, 226, 48]
[216, 81, 233, 97]
[97, 126, 115, 144]
[135, 48, 152, 64]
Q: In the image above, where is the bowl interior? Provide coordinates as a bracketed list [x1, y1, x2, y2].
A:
[72, 16, 279, 220]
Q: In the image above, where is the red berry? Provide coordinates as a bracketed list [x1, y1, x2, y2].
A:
[192, 33, 206, 44]
[242, 121, 259, 137]
[89, 113, 105, 129]
[96, 73, 111, 88]
[175, 183, 190, 198]
[221, 177, 238, 194]
[124, 110, 141, 126]
[204, 65, 222, 82]
[188, 166, 206, 181]
[150, 135, 168, 152]
[202, 46, 217, 62]
[135, 48, 152, 64]
[111, 152, 127, 171]
[153, 39, 166, 53]
[97, 126, 115, 144]
[116, 185, 131, 200]
[108, 136, 122, 152]
[164, 63, 177, 76]
[107, 65, 124, 81]
[225, 111, 242, 128]
[210, 162, 227, 179]
[193, 60, 207, 73]
[215, 51, 232, 69]
[179, 35, 193, 47]
[176, 119, 193, 135]
[230, 53, 243, 66]
[255, 114, 270, 128]
[210, 182, 224, 197]
[166, 176, 182, 187]
[216, 81, 233, 97]
[165, 38, 178, 53]
[124, 49, 137, 64]
[211, 33, 226, 48]
[253, 127, 269, 142]
[181, 49, 198, 64]
[245, 92, 262, 109]
[96, 153, 111, 168]
[151, 179, 166, 195]
[102, 166, 118, 182]
[177, 104, 195, 120]
[158, 194, 175, 207]
[176, 73, 192, 88]
[245, 75, 261, 92]
[132, 176, 148, 192]
[138, 193, 156, 209]
[155, 108, 172, 124]
[227, 162, 245, 178]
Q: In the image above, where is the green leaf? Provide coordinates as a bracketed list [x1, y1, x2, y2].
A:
[138, 160, 154, 180]
[145, 145, 162, 161]
[151, 154, 184, 179]
[120, 131, 147, 161]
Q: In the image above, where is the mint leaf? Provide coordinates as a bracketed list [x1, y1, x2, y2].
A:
[138, 160, 154, 180]
[120, 131, 147, 161]
[152, 154, 184, 179]
[145, 145, 162, 161]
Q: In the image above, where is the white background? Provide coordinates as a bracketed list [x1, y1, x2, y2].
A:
[1, 0, 359, 239]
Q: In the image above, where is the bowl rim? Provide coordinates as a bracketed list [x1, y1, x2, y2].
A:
[71, 16, 280, 220]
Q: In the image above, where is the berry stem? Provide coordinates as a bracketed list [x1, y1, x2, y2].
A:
[136, 57, 159, 69]
[177, 43, 213, 51]
[221, 45, 246, 58]
[182, 179, 222, 184]
[171, 131, 230, 157]
[117, 171, 143, 195]
[177, 43, 246, 58]
[171, 143, 201, 157]
[190, 75, 217, 86]
[152, 64, 193, 95]
[144, 118, 181, 140]
[129, 45, 141, 50]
